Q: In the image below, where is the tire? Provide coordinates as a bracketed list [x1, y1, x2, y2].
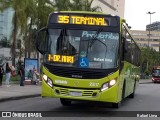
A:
[60, 98, 72, 106]
[128, 91, 135, 98]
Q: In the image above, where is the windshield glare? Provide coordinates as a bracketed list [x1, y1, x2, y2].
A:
[46, 28, 119, 69]
[152, 69, 160, 75]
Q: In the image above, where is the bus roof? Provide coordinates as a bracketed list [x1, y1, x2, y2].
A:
[53, 11, 110, 15]
[153, 66, 160, 69]
[51, 11, 119, 17]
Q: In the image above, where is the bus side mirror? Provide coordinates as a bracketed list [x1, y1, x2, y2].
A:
[36, 27, 48, 54]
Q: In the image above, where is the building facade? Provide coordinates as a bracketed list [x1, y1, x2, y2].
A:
[132, 21, 160, 52]
[92, 0, 125, 18]
[0, 8, 14, 64]
[0, 8, 14, 41]
[131, 30, 160, 52]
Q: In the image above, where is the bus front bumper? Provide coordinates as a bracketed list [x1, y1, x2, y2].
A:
[41, 80, 119, 103]
[152, 77, 160, 82]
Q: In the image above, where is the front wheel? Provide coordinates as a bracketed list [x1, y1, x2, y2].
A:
[60, 98, 72, 106]
[128, 91, 135, 98]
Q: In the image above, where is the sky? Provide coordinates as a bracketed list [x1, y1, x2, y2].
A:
[124, 0, 160, 30]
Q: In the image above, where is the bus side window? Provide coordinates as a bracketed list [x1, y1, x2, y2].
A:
[122, 36, 127, 61]
[122, 37, 127, 53]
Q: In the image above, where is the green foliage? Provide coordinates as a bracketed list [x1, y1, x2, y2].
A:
[11, 75, 20, 81]
[69, 0, 102, 12]
[2, 74, 20, 82]
[54, 0, 71, 11]
[54, 0, 102, 12]
[141, 47, 160, 74]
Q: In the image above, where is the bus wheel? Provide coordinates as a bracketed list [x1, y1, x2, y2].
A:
[112, 102, 121, 108]
[128, 91, 135, 98]
[60, 98, 72, 106]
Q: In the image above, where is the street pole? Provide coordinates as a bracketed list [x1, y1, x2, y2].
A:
[146, 11, 155, 72]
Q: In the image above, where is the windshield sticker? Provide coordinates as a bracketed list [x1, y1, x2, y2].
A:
[81, 31, 119, 40]
[48, 54, 74, 63]
[80, 51, 87, 57]
[94, 58, 113, 62]
[79, 57, 89, 68]
[74, 37, 80, 41]
[89, 62, 102, 68]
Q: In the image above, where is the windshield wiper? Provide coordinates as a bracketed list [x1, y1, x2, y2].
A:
[56, 28, 66, 52]
[89, 28, 103, 48]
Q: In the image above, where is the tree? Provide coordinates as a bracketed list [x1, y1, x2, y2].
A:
[54, 0, 71, 11]
[23, 0, 37, 58]
[69, 0, 102, 12]
[141, 47, 160, 75]
[53, 0, 102, 12]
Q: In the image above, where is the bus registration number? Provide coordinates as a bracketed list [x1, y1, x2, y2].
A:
[69, 91, 82, 96]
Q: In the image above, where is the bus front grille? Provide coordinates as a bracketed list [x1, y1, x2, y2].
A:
[44, 64, 116, 79]
[59, 88, 95, 97]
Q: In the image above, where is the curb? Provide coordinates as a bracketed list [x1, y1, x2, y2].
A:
[0, 94, 41, 102]
[139, 82, 153, 84]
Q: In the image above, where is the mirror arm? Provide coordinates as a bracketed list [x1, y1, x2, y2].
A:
[36, 27, 47, 54]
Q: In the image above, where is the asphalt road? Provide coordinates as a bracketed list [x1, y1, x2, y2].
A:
[0, 82, 160, 119]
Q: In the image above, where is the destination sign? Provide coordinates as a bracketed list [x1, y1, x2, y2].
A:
[49, 13, 119, 27]
[48, 54, 74, 63]
[57, 15, 108, 26]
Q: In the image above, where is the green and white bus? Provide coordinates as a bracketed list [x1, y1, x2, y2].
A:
[36, 11, 141, 108]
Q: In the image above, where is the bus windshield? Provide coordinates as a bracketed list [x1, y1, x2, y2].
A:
[46, 28, 119, 69]
[152, 69, 160, 76]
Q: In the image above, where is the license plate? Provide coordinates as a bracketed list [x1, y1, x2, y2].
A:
[69, 91, 82, 96]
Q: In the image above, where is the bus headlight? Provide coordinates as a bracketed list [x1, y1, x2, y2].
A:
[101, 83, 109, 91]
[109, 79, 116, 86]
[47, 78, 53, 88]
[42, 74, 53, 88]
[43, 74, 48, 81]
[101, 79, 117, 92]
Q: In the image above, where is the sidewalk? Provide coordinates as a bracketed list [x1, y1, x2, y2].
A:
[0, 83, 41, 102]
